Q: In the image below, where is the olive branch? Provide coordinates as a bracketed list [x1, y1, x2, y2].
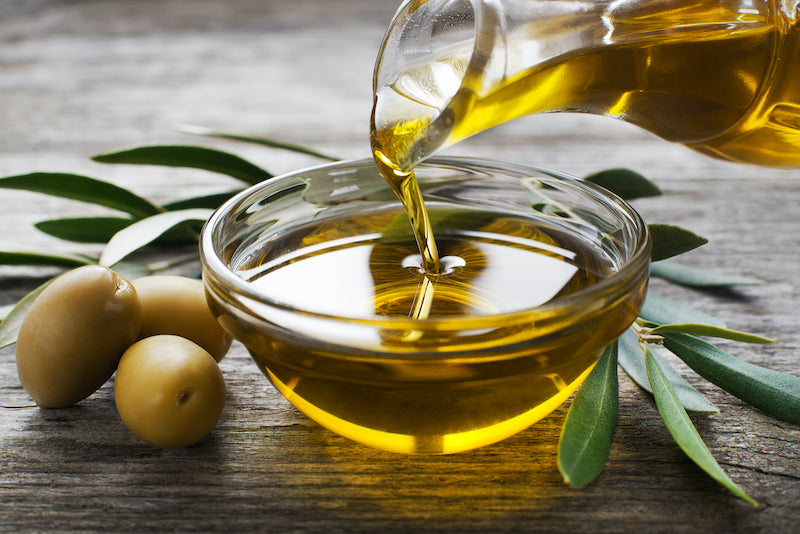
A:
[1, 129, 798, 506]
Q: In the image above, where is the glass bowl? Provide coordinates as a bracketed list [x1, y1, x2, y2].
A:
[200, 157, 650, 454]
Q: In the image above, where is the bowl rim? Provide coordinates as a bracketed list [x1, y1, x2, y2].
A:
[200, 156, 651, 328]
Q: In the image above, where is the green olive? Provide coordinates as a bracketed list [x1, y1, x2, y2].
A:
[114, 334, 225, 448]
[132, 275, 232, 362]
[16, 265, 141, 408]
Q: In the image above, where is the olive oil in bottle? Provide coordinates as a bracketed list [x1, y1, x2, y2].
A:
[372, 0, 800, 169]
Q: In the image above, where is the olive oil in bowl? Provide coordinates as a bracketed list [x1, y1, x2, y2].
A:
[201, 158, 650, 453]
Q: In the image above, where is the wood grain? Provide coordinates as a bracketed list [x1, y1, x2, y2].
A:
[1, 1, 798, 532]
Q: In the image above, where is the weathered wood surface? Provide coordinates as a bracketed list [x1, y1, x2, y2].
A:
[1, 1, 798, 532]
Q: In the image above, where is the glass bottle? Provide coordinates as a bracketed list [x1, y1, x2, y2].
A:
[371, 0, 800, 169]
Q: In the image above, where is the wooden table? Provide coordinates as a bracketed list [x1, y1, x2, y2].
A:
[1, 1, 798, 531]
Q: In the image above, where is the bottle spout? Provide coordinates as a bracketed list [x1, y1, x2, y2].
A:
[371, 0, 481, 172]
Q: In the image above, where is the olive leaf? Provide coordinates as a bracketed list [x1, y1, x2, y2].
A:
[110, 262, 154, 280]
[618, 329, 718, 413]
[583, 168, 662, 200]
[649, 324, 775, 344]
[650, 260, 762, 287]
[99, 208, 213, 267]
[0, 278, 53, 348]
[34, 216, 203, 247]
[92, 145, 273, 185]
[644, 349, 758, 506]
[648, 224, 708, 262]
[34, 216, 137, 244]
[0, 240, 96, 268]
[662, 333, 800, 425]
[0, 173, 162, 218]
[640, 291, 725, 328]
[175, 124, 340, 161]
[162, 190, 243, 211]
[557, 341, 619, 488]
